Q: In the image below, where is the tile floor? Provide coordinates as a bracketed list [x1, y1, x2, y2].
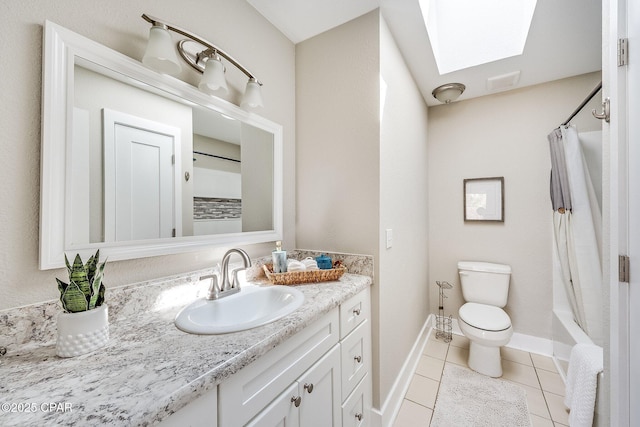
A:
[393, 330, 569, 427]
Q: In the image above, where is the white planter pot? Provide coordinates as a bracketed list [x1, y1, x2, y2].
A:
[56, 304, 109, 357]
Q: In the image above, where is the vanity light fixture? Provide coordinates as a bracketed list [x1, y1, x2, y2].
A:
[141, 14, 263, 108]
[431, 83, 466, 104]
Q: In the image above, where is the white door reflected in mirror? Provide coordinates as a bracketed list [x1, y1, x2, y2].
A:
[103, 109, 181, 242]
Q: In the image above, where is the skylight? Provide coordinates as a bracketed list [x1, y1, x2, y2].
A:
[419, 0, 537, 75]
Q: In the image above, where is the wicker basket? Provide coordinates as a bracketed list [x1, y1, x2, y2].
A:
[262, 264, 347, 285]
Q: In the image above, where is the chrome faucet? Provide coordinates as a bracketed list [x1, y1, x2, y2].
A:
[204, 248, 252, 300]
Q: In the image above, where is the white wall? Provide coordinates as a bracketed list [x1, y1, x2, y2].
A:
[296, 10, 431, 410]
[427, 72, 601, 339]
[0, 0, 295, 309]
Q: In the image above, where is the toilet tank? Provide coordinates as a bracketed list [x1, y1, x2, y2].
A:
[458, 261, 511, 307]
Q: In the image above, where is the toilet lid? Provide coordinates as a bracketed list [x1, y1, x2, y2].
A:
[459, 303, 511, 331]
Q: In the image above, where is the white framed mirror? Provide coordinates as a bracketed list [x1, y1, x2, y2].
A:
[40, 21, 283, 269]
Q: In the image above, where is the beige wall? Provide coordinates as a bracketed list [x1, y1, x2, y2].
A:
[74, 65, 195, 242]
[295, 9, 382, 402]
[427, 72, 602, 339]
[296, 10, 431, 409]
[379, 16, 430, 408]
[295, 12, 381, 255]
[0, 0, 295, 309]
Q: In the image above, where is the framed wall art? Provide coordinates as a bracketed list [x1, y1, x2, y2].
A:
[464, 177, 504, 222]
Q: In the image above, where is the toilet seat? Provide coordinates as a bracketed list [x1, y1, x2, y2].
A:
[459, 302, 511, 331]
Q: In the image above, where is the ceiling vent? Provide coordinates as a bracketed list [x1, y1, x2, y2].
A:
[487, 71, 521, 92]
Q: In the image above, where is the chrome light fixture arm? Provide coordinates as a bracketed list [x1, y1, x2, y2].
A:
[141, 14, 262, 86]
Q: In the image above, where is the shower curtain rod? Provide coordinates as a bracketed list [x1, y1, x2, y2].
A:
[561, 81, 603, 126]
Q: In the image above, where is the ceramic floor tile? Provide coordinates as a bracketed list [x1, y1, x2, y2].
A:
[544, 391, 570, 425]
[530, 414, 555, 427]
[392, 399, 432, 427]
[449, 333, 470, 349]
[506, 380, 551, 419]
[415, 355, 445, 381]
[531, 353, 558, 373]
[537, 369, 565, 396]
[501, 359, 540, 388]
[405, 374, 439, 409]
[392, 331, 567, 427]
[501, 347, 533, 366]
[423, 338, 449, 360]
[445, 345, 469, 367]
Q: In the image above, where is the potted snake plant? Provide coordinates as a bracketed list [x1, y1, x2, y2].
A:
[55, 250, 109, 357]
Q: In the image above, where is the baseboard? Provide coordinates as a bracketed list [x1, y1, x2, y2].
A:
[370, 314, 434, 427]
[439, 316, 554, 356]
[508, 331, 553, 356]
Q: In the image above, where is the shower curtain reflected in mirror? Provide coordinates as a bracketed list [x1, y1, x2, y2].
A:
[549, 125, 603, 346]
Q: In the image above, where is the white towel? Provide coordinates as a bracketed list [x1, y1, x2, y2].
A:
[564, 343, 603, 427]
[286, 259, 306, 272]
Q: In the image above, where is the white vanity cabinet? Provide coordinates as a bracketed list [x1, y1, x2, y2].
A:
[246, 345, 341, 427]
[218, 308, 341, 426]
[162, 286, 371, 427]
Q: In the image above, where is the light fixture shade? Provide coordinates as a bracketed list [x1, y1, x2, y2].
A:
[198, 55, 228, 94]
[241, 78, 264, 109]
[432, 83, 466, 104]
[142, 25, 181, 75]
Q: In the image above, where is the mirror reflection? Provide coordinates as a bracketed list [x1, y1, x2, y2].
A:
[71, 61, 274, 245]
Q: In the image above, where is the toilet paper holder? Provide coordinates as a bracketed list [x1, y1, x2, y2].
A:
[435, 280, 453, 343]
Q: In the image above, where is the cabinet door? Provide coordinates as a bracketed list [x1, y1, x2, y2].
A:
[298, 345, 341, 427]
[246, 383, 300, 427]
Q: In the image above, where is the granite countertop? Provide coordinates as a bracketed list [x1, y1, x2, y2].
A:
[0, 252, 372, 427]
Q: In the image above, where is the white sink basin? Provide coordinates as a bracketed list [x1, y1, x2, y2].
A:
[174, 285, 305, 334]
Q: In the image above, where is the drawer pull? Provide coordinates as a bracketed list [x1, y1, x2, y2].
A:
[291, 396, 301, 407]
[304, 383, 314, 393]
[353, 308, 361, 316]
[354, 355, 362, 363]
[355, 412, 363, 421]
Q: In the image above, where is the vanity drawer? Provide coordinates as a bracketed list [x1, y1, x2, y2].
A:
[342, 373, 371, 427]
[340, 318, 370, 398]
[339, 287, 370, 339]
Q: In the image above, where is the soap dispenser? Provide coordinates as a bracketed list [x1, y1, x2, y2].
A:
[272, 241, 287, 273]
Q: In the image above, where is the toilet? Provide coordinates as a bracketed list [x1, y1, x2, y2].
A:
[457, 261, 513, 377]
